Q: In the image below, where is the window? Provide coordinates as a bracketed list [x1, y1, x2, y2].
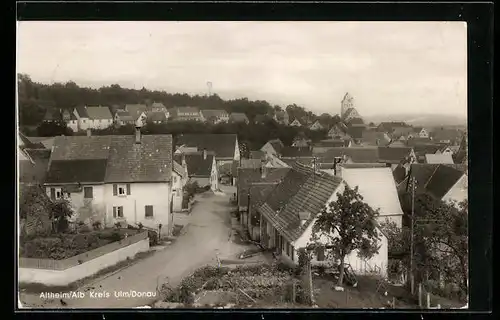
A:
[145, 205, 154, 218]
[56, 190, 62, 199]
[113, 206, 124, 218]
[113, 184, 130, 196]
[316, 246, 325, 261]
[84, 186, 93, 199]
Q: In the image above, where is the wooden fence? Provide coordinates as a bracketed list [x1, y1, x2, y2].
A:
[19, 231, 148, 270]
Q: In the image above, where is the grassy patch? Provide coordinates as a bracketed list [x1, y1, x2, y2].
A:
[19, 250, 155, 294]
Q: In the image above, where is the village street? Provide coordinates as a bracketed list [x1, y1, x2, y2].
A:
[19, 186, 247, 309]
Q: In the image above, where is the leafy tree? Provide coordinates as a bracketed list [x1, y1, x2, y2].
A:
[311, 185, 381, 286]
[50, 199, 75, 233]
[36, 121, 73, 137]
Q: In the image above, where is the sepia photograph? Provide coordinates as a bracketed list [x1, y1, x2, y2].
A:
[17, 21, 469, 310]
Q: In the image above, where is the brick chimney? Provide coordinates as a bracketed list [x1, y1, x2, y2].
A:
[86, 129, 91, 137]
[135, 126, 141, 144]
[202, 148, 207, 160]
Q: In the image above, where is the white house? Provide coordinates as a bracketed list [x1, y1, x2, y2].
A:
[409, 127, 429, 139]
[172, 157, 188, 212]
[73, 106, 90, 131]
[257, 163, 389, 277]
[200, 109, 229, 124]
[184, 150, 219, 191]
[85, 106, 114, 130]
[44, 130, 174, 236]
[309, 120, 324, 131]
[61, 109, 79, 132]
[289, 119, 303, 127]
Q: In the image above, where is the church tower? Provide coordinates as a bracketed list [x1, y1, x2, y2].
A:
[341, 92, 353, 117]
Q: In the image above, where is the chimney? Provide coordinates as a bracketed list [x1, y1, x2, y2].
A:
[135, 126, 141, 144]
[202, 148, 207, 160]
[86, 129, 91, 137]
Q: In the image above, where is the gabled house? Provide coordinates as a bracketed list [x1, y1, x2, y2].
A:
[150, 102, 169, 119]
[172, 156, 188, 212]
[362, 130, 391, 147]
[229, 112, 250, 124]
[18, 132, 51, 186]
[273, 111, 289, 126]
[61, 109, 79, 132]
[260, 139, 285, 159]
[327, 123, 350, 139]
[114, 110, 135, 127]
[84, 106, 114, 130]
[411, 144, 442, 163]
[346, 125, 366, 144]
[42, 109, 62, 124]
[125, 104, 148, 125]
[309, 120, 324, 131]
[430, 128, 463, 145]
[314, 147, 380, 167]
[408, 127, 429, 139]
[257, 163, 388, 275]
[146, 111, 168, 125]
[184, 150, 218, 191]
[73, 106, 90, 131]
[377, 147, 415, 169]
[312, 139, 352, 154]
[332, 164, 405, 227]
[289, 119, 303, 127]
[175, 134, 240, 168]
[400, 164, 467, 206]
[43, 130, 174, 235]
[201, 109, 229, 124]
[170, 107, 203, 122]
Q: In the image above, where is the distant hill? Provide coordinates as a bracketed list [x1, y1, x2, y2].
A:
[364, 113, 467, 128]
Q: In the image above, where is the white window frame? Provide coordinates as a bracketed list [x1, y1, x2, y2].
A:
[113, 206, 124, 218]
[117, 184, 127, 196]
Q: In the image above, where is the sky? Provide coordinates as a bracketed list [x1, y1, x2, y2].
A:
[17, 21, 467, 117]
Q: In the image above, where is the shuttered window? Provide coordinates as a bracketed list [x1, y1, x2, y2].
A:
[84, 187, 93, 199]
[145, 205, 154, 218]
[113, 206, 123, 218]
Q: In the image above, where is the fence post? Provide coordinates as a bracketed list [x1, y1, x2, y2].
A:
[418, 283, 422, 308]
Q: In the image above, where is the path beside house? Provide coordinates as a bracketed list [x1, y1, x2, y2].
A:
[19, 189, 245, 309]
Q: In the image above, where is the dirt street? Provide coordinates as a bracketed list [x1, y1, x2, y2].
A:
[19, 187, 248, 309]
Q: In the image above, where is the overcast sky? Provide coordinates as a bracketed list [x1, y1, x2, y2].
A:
[17, 21, 467, 116]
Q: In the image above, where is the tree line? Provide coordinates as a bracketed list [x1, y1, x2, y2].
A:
[17, 74, 341, 129]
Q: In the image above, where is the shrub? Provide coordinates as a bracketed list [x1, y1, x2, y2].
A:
[78, 225, 92, 233]
[114, 222, 121, 229]
[98, 230, 122, 242]
[92, 221, 102, 230]
[148, 230, 158, 246]
[137, 222, 143, 230]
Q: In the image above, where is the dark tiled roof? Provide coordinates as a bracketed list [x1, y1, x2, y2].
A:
[151, 102, 166, 109]
[176, 134, 238, 159]
[51, 136, 112, 161]
[126, 104, 148, 120]
[45, 159, 108, 184]
[315, 147, 379, 164]
[412, 144, 442, 157]
[105, 135, 173, 183]
[201, 109, 228, 119]
[269, 140, 284, 154]
[431, 128, 463, 142]
[86, 106, 113, 120]
[249, 150, 265, 159]
[281, 146, 312, 158]
[258, 163, 343, 241]
[405, 164, 440, 193]
[362, 130, 391, 146]
[172, 161, 187, 179]
[75, 106, 89, 118]
[147, 111, 167, 122]
[392, 164, 407, 185]
[184, 152, 215, 177]
[240, 159, 262, 169]
[171, 107, 200, 117]
[406, 137, 433, 146]
[249, 184, 278, 217]
[378, 147, 413, 164]
[314, 139, 348, 148]
[229, 113, 249, 123]
[19, 150, 50, 184]
[237, 167, 290, 207]
[347, 117, 364, 125]
[116, 110, 134, 121]
[347, 126, 365, 139]
[424, 165, 464, 199]
[281, 157, 315, 168]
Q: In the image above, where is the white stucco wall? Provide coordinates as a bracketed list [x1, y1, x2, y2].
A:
[66, 120, 79, 132]
[172, 171, 184, 212]
[19, 239, 149, 286]
[89, 119, 113, 130]
[442, 174, 468, 206]
[104, 182, 172, 235]
[234, 139, 240, 161]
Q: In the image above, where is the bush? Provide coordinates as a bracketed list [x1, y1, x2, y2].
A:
[148, 230, 159, 246]
[92, 221, 102, 230]
[98, 230, 122, 242]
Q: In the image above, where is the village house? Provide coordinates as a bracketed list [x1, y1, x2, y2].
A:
[260, 139, 285, 159]
[42, 109, 62, 124]
[125, 104, 148, 125]
[361, 130, 392, 147]
[323, 163, 405, 227]
[377, 147, 416, 170]
[61, 109, 79, 132]
[114, 110, 135, 127]
[346, 125, 366, 145]
[408, 127, 429, 139]
[314, 147, 380, 168]
[398, 163, 467, 206]
[312, 139, 352, 154]
[171, 156, 189, 212]
[289, 118, 303, 127]
[237, 166, 290, 237]
[327, 123, 350, 140]
[273, 111, 290, 126]
[257, 163, 388, 275]
[169, 106, 203, 122]
[18, 133, 51, 186]
[200, 109, 229, 124]
[149, 102, 169, 119]
[228, 112, 250, 124]
[78, 106, 114, 130]
[43, 129, 174, 236]
[430, 128, 463, 145]
[183, 150, 219, 191]
[146, 111, 168, 125]
[175, 134, 240, 169]
[308, 120, 325, 131]
[73, 106, 90, 131]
